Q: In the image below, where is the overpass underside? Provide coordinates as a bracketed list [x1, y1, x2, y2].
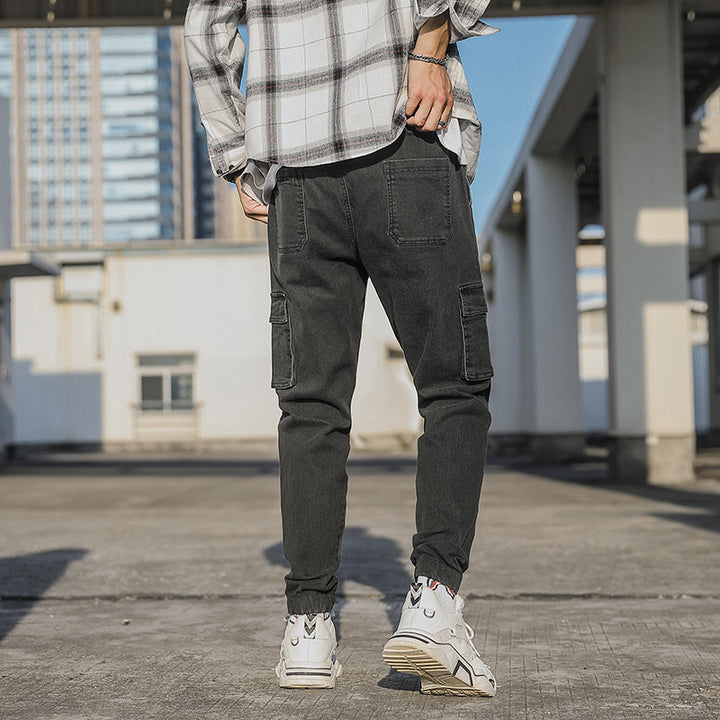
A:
[482, 1, 720, 484]
[1, 0, 718, 25]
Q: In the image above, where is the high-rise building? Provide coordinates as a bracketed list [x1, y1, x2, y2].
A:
[0, 32, 10, 96]
[0, 25, 223, 248]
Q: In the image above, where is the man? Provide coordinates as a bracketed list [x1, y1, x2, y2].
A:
[184, 0, 497, 696]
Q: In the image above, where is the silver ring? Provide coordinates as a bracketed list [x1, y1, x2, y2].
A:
[438, 120, 447, 128]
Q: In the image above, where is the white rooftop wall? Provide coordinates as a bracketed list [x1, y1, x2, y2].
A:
[11, 248, 419, 450]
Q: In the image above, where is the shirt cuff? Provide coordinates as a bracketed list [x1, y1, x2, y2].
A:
[209, 144, 248, 182]
[413, 1, 499, 43]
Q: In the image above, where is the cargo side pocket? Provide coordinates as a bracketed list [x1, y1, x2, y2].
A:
[269, 291, 295, 389]
[274, 174, 307, 253]
[459, 282, 493, 382]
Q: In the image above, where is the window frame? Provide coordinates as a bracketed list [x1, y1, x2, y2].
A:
[136, 353, 196, 413]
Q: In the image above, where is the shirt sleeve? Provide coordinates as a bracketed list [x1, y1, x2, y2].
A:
[184, 0, 248, 180]
[413, 0, 499, 43]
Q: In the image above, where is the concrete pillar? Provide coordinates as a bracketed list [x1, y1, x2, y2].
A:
[601, 0, 695, 484]
[0, 100, 12, 454]
[487, 228, 529, 455]
[0, 97, 10, 250]
[525, 154, 584, 462]
[0, 281, 12, 455]
[706, 246, 720, 443]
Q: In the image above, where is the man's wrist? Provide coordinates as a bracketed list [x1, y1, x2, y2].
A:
[412, 11, 450, 58]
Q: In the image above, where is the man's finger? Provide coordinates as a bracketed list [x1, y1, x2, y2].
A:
[439, 91, 453, 128]
[409, 94, 451, 132]
[423, 102, 444, 132]
[438, 106, 452, 130]
[242, 202, 269, 223]
[407, 96, 432, 128]
[247, 212, 269, 225]
[243, 205, 268, 223]
[237, 185, 270, 224]
[405, 90, 421, 120]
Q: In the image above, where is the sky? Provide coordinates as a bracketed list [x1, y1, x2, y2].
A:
[456, 15, 577, 230]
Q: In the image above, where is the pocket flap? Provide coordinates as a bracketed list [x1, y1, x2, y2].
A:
[459, 283, 488, 317]
[269, 292, 288, 323]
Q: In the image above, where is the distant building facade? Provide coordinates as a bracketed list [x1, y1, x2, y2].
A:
[10, 248, 418, 452]
[0, 25, 219, 248]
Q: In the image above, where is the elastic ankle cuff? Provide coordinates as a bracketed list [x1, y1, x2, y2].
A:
[286, 592, 335, 615]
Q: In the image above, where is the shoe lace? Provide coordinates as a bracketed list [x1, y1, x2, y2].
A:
[454, 606, 493, 671]
[456, 607, 475, 640]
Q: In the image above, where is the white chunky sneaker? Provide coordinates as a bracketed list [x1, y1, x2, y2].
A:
[382, 578, 497, 696]
[276, 613, 342, 689]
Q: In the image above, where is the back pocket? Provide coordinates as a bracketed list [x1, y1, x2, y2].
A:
[384, 158, 451, 246]
[459, 282, 493, 382]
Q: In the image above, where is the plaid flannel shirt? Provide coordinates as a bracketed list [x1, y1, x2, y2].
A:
[184, 0, 497, 183]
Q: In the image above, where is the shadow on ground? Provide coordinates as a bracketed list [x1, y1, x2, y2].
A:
[264, 526, 413, 638]
[0, 548, 87, 642]
[490, 454, 720, 537]
[0, 455, 418, 478]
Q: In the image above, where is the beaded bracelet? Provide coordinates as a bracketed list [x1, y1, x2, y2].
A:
[408, 52, 447, 66]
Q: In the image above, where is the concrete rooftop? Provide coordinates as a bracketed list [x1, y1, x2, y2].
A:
[1, 451, 719, 719]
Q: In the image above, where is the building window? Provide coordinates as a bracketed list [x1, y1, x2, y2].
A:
[137, 354, 195, 412]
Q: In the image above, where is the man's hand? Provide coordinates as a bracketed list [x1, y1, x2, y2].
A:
[406, 11, 453, 132]
[236, 179, 269, 224]
[406, 61, 453, 132]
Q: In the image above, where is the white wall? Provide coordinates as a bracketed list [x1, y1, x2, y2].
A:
[12, 275, 104, 443]
[11, 247, 419, 448]
[104, 250, 279, 442]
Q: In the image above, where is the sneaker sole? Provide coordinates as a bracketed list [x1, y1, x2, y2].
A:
[382, 638, 495, 697]
[276, 662, 342, 689]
